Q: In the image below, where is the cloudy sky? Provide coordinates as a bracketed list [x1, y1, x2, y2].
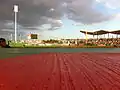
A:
[0, 0, 120, 39]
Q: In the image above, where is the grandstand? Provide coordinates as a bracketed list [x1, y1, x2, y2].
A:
[79, 30, 120, 47]
[80, 30, 120, 39]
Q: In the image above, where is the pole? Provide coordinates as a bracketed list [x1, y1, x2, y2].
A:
[11, 34, 13, 40]
[86, 30, 88, 43]
[14, 11, 17, 42]
[85, 24, 88, 44]
[13, 5, 18, 42]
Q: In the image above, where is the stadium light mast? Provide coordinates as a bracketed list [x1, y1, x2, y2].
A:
[13, 5, 18, 42]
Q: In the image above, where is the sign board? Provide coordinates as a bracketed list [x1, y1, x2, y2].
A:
[30, 34, 38, 39]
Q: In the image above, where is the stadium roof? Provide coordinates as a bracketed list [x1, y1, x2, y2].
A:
[93, 30, 109, 35]
[80, 30, 120, 35]
[80, 30, 94, 35]
[110, 30, 120, 34]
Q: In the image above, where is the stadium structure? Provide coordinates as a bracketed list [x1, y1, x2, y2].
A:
[80, 30, 120, 39]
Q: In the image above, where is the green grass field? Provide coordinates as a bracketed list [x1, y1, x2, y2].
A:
[6, 41, 118, 48]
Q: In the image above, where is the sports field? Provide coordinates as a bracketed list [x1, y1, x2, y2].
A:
[0, 48, 120, 59]
[0, 50, 120, 89]
[0, 48, 120, 90]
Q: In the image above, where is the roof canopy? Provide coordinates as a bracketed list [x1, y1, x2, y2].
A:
[80, 30, 120, 35]
[93, 30, 109, 35]
[80, 31, 94, 35]
[110, 30, 120, 34]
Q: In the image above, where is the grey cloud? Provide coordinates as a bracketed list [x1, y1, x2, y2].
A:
[97, 0, 120, 9]
[0, 0, 62, 30]
[65, 0, 111, 24]
[0, 0, 112, 35]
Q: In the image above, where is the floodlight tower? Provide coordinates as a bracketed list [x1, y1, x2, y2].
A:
[13, 5, 18, 42]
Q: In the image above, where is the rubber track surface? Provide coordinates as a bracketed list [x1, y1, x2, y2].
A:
[0, 53, 120, 90]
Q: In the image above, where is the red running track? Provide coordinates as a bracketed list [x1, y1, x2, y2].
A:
[0, 53, 120, 90]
